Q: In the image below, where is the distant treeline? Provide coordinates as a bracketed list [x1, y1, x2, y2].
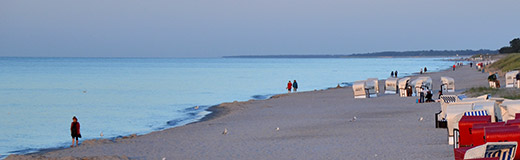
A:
[223, 49, 498, 58]
[348, 49, 497, 57]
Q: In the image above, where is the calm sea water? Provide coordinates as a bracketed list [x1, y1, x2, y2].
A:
[0, 57, 454, 157]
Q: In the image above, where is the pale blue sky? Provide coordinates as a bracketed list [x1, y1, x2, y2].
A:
[1, 0, 519, 58]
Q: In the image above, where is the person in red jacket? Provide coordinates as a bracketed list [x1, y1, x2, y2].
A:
[453, 64, 456, 71]
[71, 116, 81, 147]
[286, 81, 292, 93]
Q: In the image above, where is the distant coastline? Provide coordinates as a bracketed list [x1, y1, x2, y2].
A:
[223, 49, 498, 58]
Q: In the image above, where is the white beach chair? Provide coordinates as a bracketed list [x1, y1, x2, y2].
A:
[353, 81, 368, 99]
[441, 76, 455, 92]
[367, 78, 379, 94]
[505, 70, 519, 88]
[365, 79, 378, 97]
[384, 77, 399, 94]
[398, 77, 411, 97]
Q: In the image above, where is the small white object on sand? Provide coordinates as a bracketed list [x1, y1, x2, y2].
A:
[276, 127, 280, 131]
[419, 117, 424, 122]
[222, 128, 228, 135]
[349, 116, 357, 122]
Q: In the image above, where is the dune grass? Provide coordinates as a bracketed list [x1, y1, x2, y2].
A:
[488, 53, 520, 73]
[464, 87, 520, 99]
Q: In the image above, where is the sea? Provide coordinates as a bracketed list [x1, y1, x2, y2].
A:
[0, 57, 456, 158]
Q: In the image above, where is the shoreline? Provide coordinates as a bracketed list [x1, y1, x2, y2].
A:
[5, 65, 454, 158]
[6, 63, 483, 160]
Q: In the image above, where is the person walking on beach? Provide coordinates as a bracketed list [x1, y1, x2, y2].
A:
[470, 62, 473, 68]
[292, 80, 298, 92]
[424, 67, 427, 73]
[395, 70, 398, 77]
[391, 71, 394, 77]
[420, 68, 423, 74]
[286, 81, 292, 93]
[70, 116, 81, 147]
[452, 64, 456, 71]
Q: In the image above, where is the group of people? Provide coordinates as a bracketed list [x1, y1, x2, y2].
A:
[286, 80, 298, 92]
[390, 70, 399, 77]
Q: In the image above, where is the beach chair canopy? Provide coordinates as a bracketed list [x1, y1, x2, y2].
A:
[418, 76, 433, 90]
[398, 77, 410, 90]
[439, 95, 489, 120]
[498, 100, 520, 121]
[353, 81, 367, 97]
[506, 70, 520, 87]
[365, 79, 377, 95]
[411, 77, 433, 95]
[472, 101, 498, 122]
[385, 77, 399, 92]
[367, 78, 379, 94]
[441, 76, 455, 91]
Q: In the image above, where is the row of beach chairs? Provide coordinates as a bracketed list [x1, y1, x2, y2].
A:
[352, 76, 455, 98]
[436, 95, 520, 159]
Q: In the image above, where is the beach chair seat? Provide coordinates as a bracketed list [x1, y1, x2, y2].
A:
[454, 142, 517, 160]
[472, 122, 506, 146]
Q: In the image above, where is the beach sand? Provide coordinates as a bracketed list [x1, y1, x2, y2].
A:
[7, 65, 492, 160]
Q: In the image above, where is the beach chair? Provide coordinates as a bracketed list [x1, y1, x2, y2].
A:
[384, 77, 399, 94]
[454, 142, 517, 160]
[506, 71, 520, 88]
[365, 79, 378, 97]
[454, 115, 492, 148]
[398, 77, 411, 97]
[441, 76, 456, 92]
[367, 78, 379, 94]
[353, 81, 369, 98]
[437, 95, 492, 128]
[450, 109, 491, 146]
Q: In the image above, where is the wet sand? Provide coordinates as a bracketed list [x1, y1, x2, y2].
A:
[7, 65, 492, 160]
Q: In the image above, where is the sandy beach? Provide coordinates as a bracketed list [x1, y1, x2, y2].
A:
[7, 65, 494, 160]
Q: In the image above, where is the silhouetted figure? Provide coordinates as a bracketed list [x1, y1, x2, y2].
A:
[70, 116, 81, 147]
[286, 81, 292, 93]
[425, 91, 434, 102]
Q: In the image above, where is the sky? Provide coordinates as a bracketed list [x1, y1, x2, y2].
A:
[1, 0, 519, 58]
